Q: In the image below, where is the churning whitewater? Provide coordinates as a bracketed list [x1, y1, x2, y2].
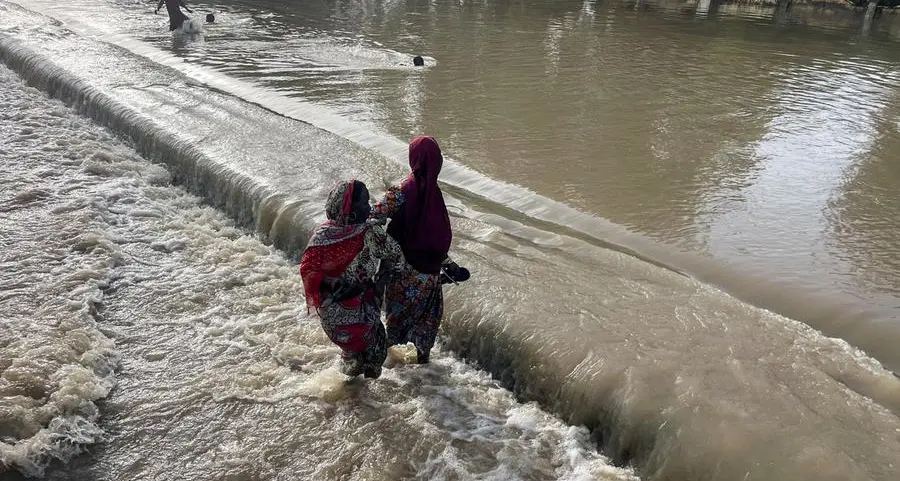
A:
[0, 63, 636, 480]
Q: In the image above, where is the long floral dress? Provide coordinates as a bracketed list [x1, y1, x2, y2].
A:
[372, 187, 445, 362]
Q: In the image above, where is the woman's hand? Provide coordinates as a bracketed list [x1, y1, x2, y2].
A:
[327, 278, 365, 302]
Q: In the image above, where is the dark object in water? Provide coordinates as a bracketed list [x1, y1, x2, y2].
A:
[413, 56, 425, 67]
[415, 348, 430, 364]
[441, 262, 470, 285]
[206, 13, 215, 23]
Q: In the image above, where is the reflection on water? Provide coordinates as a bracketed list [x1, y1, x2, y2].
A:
[102, 0, 900, 351]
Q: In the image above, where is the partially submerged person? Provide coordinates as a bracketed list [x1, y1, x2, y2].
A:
[300, 180, 403, 378]
[155, 0, 194, 31]
[412, 56, 425, 67]
[372, 136, 469, 364]
[206, 13, 215, 23]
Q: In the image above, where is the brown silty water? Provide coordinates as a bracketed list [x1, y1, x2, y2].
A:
[2, 0, 900, 480]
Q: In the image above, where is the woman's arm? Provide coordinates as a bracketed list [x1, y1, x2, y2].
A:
[366, 225, 403, 262]
[370, 186, 404, 221]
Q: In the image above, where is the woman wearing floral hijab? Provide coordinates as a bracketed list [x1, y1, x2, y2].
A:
[372, 136, 469, 364]
[300, 180, 402, 378]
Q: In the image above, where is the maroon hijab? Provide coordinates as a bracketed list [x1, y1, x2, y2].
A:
[395, 136, 452, 271]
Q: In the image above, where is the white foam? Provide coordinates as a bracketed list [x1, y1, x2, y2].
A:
[0, 64, 131, 477]
[178, 17, 202, 35]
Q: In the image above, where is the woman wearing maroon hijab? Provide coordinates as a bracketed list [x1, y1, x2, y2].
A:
[372, 136, 469, 364]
